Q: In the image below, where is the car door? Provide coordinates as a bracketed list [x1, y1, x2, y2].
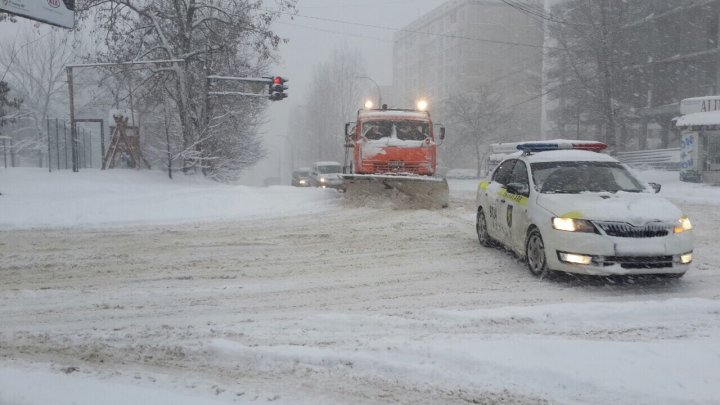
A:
[504, 160, 531, 254]
[485, 159, 516, 243]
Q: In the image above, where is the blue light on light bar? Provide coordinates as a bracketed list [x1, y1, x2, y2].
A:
[517, 143, 561, 152]
[516, 142, 607, 153]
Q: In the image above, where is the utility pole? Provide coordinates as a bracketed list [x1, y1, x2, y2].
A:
[67, 66, 78, 172]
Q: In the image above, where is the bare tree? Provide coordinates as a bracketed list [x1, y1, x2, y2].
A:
[302, 46, 369, 164]
[545, 0, 714, 151]
[0, 27, 76, 163]
[446, 87, 507, 177]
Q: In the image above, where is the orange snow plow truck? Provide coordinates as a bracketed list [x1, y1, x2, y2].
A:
[341, 105, 449, 208]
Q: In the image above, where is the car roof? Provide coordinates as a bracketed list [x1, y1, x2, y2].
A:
[520, 150, 618, 164]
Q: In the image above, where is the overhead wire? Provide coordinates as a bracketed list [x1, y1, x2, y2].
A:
[275, 21, 393, 42]
[499, 0, 580, 26]
[261, 7, 559, 50]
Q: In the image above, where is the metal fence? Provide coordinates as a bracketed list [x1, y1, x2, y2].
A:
[0, 119, 103, 170]
[616, 148, 681, 171]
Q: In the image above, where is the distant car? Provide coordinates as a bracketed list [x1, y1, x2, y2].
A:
[475, 141, 694, 278]
[292, 167, 311, 187]
[310, 161, 344, 189]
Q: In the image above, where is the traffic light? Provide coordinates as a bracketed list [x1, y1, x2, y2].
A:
[269, 76, 288, 101]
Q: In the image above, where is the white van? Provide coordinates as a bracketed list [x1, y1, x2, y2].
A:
[310, 161, 344, 189]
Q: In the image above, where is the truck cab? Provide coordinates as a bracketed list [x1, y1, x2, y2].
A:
[345, 108, 444, 176]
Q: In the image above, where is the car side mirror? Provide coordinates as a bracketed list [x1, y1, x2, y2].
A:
[345, 122, 355, 138]
[648, 182, 661, 193]
[506, 182, 529, 196]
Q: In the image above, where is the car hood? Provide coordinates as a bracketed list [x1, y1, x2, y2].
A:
[536, 192, 682, 225]
[317, 174, 343, 182]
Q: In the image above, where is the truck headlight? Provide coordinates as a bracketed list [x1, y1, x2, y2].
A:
[552, 217, 596, 233]
[674, 216, 692, 233]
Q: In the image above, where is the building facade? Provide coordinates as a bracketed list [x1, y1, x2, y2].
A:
[392, 0, 544, 168]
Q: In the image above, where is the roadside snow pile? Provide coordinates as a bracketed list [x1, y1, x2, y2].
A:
[633, 169, 720, 206]
[0, 168, 340, 229]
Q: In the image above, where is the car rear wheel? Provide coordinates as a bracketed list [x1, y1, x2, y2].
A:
[526, 228, 548, 277]
[476, 208, 494, 247]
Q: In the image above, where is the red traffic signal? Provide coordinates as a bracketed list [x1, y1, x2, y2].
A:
[269, 76, 288, 101]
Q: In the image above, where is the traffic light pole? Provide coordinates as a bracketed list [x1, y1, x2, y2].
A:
[207, 75, 287, 101]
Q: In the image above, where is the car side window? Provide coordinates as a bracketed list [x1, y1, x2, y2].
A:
[492, 160, 516, 186]
[509, 160, 529, 186]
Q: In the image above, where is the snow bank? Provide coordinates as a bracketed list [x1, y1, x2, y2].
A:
[0, 168, 340, 229]
[633, 169, 720, 206]
[0, 363, 244, 405]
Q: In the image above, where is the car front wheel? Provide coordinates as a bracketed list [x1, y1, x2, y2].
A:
[476, 208, 493, 247]
[526, 228, 548, 277]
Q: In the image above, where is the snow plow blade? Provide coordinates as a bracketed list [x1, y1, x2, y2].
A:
[342, 174, 449, 209]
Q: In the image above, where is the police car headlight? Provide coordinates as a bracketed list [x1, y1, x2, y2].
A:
[552, 217, 596, 233]
[680, 252, 693, 264]
[674, 216, 692, 233]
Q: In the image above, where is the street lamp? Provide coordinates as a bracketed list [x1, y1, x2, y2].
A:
[357, 76, 382, 107]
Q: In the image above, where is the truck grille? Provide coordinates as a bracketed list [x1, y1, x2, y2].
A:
[373, 162, 425, 174]
[595, 221, 671, 238]
[598, 255, 674, 269]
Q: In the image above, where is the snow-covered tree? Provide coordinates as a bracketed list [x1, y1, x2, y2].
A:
[0, 81, 23, 133]
[79, 0, 295, 179]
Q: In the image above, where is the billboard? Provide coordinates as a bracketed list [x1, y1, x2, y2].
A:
[0, 0, 74, 29]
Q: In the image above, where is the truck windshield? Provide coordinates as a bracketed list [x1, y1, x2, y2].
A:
[362, 121, 429, 141]
[531, 161, 645, 193]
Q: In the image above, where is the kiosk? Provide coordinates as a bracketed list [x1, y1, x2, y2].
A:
[676, 96, 720, 184]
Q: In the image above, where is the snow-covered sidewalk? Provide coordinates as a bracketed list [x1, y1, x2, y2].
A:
[0, 168, 341, 229]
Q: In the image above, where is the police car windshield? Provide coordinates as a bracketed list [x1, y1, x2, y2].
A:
[531, 161, 645, 194]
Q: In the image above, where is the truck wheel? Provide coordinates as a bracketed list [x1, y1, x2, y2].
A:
[476, 208, 494, 247]
[526, 228, 548, 277]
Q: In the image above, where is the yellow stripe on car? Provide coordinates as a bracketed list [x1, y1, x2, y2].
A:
[559, 210, 584, 219]
[498, 188, 528, 206]
[479, 181, 489, 191]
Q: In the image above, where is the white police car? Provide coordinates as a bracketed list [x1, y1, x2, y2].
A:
[475, 141, 693, 277]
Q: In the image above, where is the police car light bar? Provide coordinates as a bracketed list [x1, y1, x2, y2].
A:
[516, 142, 607, 153]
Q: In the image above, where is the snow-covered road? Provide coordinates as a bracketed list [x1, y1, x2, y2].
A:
[1, 170, 719, 404]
